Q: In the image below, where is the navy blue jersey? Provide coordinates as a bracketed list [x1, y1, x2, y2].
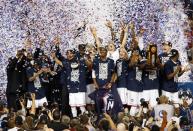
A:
[26, 67, 46, 99]
[116, 59, 129, 88]
[158, 52, 170, 90]
[93, 58, 115, 87]
[75, 51, 86, 61]
[62, 59, 88, 93]
[162, 59, 181, 92]
[127, 63, 143, 92]
[158, 52, 170, 65]
[86, 70, 93, 85]
[77, 52, 93, 85]
[142, 69, 159, 90]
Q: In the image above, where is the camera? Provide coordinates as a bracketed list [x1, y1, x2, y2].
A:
[140, 98, 148, 108]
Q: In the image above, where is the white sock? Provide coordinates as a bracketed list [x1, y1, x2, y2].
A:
[71, 107, 77, 117]
[80, 106, 86, 114]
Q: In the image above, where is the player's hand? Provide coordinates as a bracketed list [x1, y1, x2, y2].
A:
[103, 113, 111, 120]
[31, 93, 36, 100]
[123, 24, 129, 33]
[175, 66, 181, 72]
[37, 69, 43, 75]
[90, 26, 97, 36]
[105, 20, 113, 29]
[129, 21, 135, 29]
[53, 36, 60, 45]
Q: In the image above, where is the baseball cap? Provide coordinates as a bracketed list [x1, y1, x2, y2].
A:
[168, 49, 179, 57]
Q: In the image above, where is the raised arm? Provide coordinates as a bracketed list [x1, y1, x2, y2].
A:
[29, 93, 36, 115]
[120, 21, 125, 44]
[129, 22, 136, 38]
[105, 20, 115, 41]
[90, 26, 101, 52]
[51, 52, 63, 67]
[120, 23, 129, 48]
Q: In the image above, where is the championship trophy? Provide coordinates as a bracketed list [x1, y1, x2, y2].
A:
[146, 43, 157, 69]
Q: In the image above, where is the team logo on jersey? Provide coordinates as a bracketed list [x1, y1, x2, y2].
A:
[159, 110, 164, 118]
[99, 63, 108, 79]
[34, 76, 41, 89]
[117, 61, 122, 77]
[161, 56, 169, 64]
[71, 69, 80, 82]
[136, 67, 142, 81]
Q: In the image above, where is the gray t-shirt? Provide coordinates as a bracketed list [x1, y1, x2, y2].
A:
[154, 104, 174, 122]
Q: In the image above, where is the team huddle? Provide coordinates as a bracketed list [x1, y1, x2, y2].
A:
[6, 21, 190, 118]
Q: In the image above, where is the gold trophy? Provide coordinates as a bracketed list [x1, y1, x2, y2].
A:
[146, 43, 157, 69]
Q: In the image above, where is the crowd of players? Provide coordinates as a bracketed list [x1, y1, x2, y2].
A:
[3, 21, 193, 130]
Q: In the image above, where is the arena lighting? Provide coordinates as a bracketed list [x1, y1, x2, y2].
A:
[0, 0, 192, 98]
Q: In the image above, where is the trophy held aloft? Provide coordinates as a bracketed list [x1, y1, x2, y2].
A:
[146, 44, 157, 69]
